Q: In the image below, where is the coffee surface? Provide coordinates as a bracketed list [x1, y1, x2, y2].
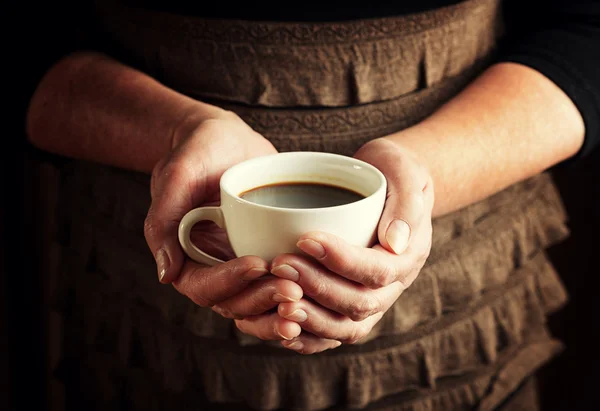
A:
[240, 182, 364, 209]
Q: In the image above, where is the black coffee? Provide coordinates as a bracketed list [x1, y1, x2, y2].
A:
[240, 182, 365, 209]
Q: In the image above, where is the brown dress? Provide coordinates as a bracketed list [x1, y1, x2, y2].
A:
[46, 0, 570, 409]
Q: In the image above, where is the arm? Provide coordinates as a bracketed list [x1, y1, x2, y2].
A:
[387, 62, 585, 217]
[26, 52, 224, 173]
[26, 53, 304, 340]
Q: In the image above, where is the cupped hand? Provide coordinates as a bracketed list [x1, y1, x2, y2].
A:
[144, 109, 302, 339]
[237, 138, 435, 353]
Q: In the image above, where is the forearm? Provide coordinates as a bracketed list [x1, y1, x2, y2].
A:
[26, 52, 223, 173]
[386, 62, 585, 218]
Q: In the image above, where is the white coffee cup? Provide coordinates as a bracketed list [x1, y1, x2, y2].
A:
[178, 151, 387, 265]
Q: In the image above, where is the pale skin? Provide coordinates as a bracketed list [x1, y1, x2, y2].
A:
[27, 52, 584, 354]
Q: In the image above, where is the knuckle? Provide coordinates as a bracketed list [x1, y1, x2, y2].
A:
[309, 279, 331, 300]
[143, 213, 157, 242]
[370, 265, 396, 288]
[348, 309, 369, 322]
[222, 306, 245, 320]
[189, 292, 215, 308]
[150, 158, 166, 185]
[161, 158, 200, 193]
[164, 159, 191, 184]
[347, 297, 375, 322]
[345, 325, 368, 345]
[212, 305, 238, 320]
[198, 123, 227, 145]
[150, 159, 167, 198]
[176, 269, 215, 308]
[219, 109, 243, 123]
[144, 211, 162, 246]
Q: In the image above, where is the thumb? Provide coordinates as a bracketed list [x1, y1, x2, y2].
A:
[144, 156, 212, 283]
[377, 173, 426, 255]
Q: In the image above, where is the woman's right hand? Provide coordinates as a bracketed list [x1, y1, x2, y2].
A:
[143, 109, 303, 340]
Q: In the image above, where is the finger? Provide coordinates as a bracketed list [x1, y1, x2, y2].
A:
[353, 138, 430, 255]
[145, 127, 254, 285]
[172, 256, 269, 307]
[235, 313, 301, 341]
[377, 160, 430, 256]
[271, 255, 404, 320]
[369, 180, 434, 288]
[281, 333, 342, 355]
[278, 299, 383, 344]
[294, 231, 412, 288]
[213, 278, 303, 319]
[144, 151, 214, 284]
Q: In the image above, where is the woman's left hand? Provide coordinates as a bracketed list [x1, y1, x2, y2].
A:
[234, 138, 435, 353]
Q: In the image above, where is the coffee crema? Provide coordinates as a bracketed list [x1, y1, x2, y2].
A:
[239, 182, 365, 209]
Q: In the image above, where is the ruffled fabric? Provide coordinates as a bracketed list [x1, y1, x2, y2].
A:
[48, 160, 569, 410]
[94, 0, 503, 108]
[44, 0, 572, 409]
[53, 248, 563, 410]
[48, 162, 570, 410]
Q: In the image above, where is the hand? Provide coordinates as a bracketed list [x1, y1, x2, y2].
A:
[239, 138, 434, 353]
[144, 109, 303, 339]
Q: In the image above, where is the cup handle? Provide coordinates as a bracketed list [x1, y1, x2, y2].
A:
[178, 207, 226, 266]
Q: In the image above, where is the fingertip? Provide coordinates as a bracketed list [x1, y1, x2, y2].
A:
[157, 243, 185, 284]
[238, 255, 269, 271]
[270, 253, 300, 270]
[277, 301, 300, 317]
[296, 238, 327, 260]
[380, 219, 411, 255]
[298, 231, 330, 244]
[276, 279, 304, 301]
[377, 187, 424, 254]
[277, 318, 302, 339]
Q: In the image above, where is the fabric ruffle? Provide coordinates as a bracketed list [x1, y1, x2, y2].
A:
[55, 249, 563, 410]
[48, 156, 570, 410]
[41, 0, 571, 408]
[94, 0, 503, 108]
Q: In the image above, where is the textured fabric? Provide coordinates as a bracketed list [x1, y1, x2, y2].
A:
[94, 0, 503, 108]
[46, 0, 570, 409]
[21, 1, 600, 161]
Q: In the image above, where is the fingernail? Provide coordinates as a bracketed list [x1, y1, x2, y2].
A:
[243, 267, 269, 281]
[285, 341, 304, 351]
[272, 293, 299, 303]
[332, 341, 342, 348]
[386, 220, 411, 254]
[297, 239, 326, 259]
[275, 325, 293, 341]
[271, 264, 299, 281]
[284, 309, 308, 323]
[155, 248, 170, 282]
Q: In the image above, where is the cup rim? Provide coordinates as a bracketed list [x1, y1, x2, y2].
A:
[220, 151, 387, 213]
